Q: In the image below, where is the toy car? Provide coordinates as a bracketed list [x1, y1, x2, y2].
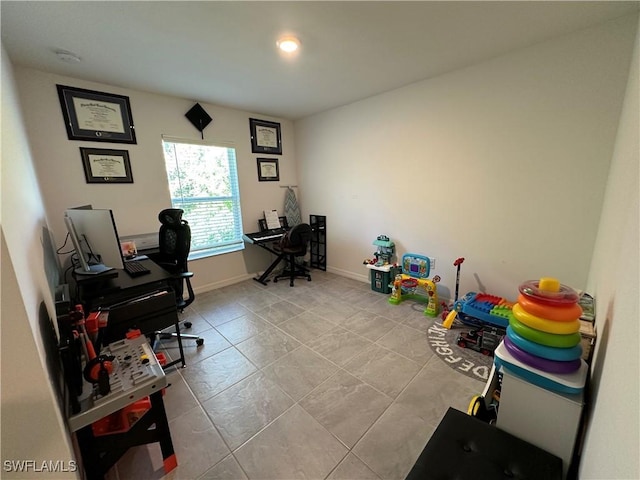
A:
[456, 326, 505, 356]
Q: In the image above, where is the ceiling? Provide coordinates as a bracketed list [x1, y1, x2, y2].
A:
[2, 1, 638, 120]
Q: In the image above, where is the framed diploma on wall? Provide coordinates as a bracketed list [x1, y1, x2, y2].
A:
[256, 158, 279, 182]
[249, 118, 282, 155]
[80, 147, 133, 183]
[57, 84, 136, 144]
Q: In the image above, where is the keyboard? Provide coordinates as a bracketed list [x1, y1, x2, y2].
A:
[124, 260, 151, 277]
[257, 232, 285, 241]
[243, 228, 287, 244]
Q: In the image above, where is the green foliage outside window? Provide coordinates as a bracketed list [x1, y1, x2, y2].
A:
[162, 140, 243, 255]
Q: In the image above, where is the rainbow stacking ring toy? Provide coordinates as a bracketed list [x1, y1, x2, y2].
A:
[496, 277, 586, 395]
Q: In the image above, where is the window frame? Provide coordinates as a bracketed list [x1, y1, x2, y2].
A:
[161, 136, 244, 260]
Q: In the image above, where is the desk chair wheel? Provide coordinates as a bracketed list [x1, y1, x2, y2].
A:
[184, 321, 192, 329]
[196, 338, 204, 347]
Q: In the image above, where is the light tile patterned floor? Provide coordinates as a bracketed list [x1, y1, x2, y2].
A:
[111, 271, 483, 480]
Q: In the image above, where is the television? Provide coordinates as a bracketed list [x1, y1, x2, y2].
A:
[64, 208, 125, 274]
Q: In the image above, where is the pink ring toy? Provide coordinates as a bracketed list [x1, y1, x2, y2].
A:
[519, 280, 579, 306]
[503, 336, 581, 374]
[517, 294, 582, 322]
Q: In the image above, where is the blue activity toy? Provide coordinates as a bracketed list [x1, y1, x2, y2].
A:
[388, 253, 440, 317]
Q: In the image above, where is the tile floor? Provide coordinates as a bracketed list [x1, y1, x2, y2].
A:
[111, 270, 484, 480]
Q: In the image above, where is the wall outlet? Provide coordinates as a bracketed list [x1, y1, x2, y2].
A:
[430, 257, 436, 270]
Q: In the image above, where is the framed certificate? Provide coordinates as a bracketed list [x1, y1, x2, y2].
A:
[80, 148, 133, 183]
[57, 84, 136, 143]
[249, 118, 282, 155]
[257, 158, 280, 182]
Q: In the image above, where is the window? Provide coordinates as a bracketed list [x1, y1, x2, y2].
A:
[162, 137, 244, 258]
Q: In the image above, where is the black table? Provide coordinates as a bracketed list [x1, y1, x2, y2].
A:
[73, 258, 186, 369]
[406, 407, 562, 479]
[73, 258, 172, 309]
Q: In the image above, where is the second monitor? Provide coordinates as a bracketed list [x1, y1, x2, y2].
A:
[65, 208, 125, 271]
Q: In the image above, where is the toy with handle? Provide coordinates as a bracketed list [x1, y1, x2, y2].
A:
[442, 257, 465, 328]
[453, 257, 465, 302]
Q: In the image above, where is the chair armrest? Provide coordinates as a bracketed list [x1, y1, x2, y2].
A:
[155, 261, 193, 278]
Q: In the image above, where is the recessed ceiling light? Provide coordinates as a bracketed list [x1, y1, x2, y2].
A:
[55, 49, 81, 64]
[277, 36, 300, 53]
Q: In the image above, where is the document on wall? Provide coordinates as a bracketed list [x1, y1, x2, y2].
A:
[264, 209, 281, 230]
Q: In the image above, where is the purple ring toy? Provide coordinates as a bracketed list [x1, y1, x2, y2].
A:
[503, 336, 581, 374]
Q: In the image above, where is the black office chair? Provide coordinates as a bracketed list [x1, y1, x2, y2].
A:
[273, 223, 313, 286]
[155, 208, 203, 347]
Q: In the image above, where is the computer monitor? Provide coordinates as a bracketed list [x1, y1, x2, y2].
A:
[65, 208, 125, 272]
[64, 215, 114, 275]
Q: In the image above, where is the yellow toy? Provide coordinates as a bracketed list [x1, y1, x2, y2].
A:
[388, 253, 440, 317]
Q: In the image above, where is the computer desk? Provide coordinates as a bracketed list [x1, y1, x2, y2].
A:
[74, 258, 170, 307]
[73, 258, 187, 369]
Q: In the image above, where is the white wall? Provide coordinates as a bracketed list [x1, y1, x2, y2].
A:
[295, 15, 637, 302]
[3, 12, 638, 479]
[13, 68, 299, 291]
[1, 43, 77, 478]
[580, 16, 639, 480]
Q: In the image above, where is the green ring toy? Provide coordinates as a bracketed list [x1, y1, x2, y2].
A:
[508, 313, 581, 348]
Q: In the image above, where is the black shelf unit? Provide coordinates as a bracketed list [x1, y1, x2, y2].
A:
[309, 214, 326, 271]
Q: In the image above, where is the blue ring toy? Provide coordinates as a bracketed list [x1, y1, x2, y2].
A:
[506, 326, 582, 361]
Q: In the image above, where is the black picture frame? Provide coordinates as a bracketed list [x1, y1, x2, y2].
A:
[249, 118, 282, 155]
[256, 158, 280, 182]
[80, 147, 133, 183]
[57, 84, 136, 143]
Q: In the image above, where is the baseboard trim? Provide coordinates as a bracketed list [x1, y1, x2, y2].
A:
[193, 273, 253, 295]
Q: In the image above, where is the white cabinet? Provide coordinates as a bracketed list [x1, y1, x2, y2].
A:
[496, 368, 584, 478]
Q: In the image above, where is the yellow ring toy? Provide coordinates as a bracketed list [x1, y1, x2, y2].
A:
[512, 303, 580, 334]
[517, 294, 582, 322]
[509, 313, 581, 348]
[468, 395, 482, 416]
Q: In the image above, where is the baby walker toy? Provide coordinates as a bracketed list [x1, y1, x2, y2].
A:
[388, 253, 440, 317]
